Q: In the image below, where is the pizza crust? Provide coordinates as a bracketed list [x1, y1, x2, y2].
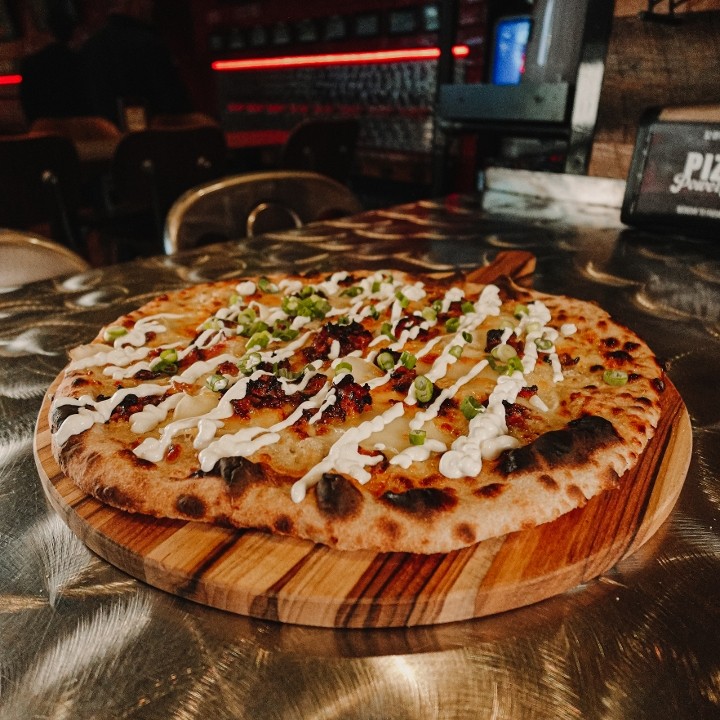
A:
[50, 270, 665, 553]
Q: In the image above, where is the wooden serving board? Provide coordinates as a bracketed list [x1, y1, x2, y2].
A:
[33, 252, 692, 628]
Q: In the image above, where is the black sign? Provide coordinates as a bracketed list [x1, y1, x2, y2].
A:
[622, 106, 720, 237]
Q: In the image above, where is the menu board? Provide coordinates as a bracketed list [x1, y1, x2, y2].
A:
[622, 106, 720, 237]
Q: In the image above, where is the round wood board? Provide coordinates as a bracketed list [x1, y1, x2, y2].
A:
[34, 375, 691, 628]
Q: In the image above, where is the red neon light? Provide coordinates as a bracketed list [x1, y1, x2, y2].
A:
[212, 45, 469, 72]
[0, 74, 22, 86]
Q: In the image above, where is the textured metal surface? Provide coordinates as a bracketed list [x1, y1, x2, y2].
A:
[2, 190, 720, 718]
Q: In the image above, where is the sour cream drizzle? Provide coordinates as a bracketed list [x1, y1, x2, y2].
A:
[53, 273, 575, 502]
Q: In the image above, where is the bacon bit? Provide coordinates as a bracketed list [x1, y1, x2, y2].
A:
[178, 347, 203, 370]
[110, 393, 159, 421]
[503, 401, 530, 428]
[558, 353, 580, 367]
[484, 328, 504, 352]
[217, 360, 239, 376]
[166, 443, 181, 462]
[317, 374, 372, 425]
[395, 314, 429, 338]
[303, 321, 373, 363]
[518, 385, 538, 399]
[144, 331, 157, 343]
[390, 366, 416, 393]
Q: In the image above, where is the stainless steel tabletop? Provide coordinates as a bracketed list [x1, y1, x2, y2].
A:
[2, 186, 720, 719]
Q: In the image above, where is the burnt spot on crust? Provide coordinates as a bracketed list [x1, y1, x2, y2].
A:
[214, 455, 266, 496]
[454, 522, 476, 545]
[376, 517, 401, 542]
[70, 377, 93, 388]
[273, 515, 294, 534]
[381, 487, 457, 516]
[474, 482, 506, 499]
[604, 349, 634, 366]
[316, 473, 363, 519]
[652, 377, 666, 393]
[566, 484, 586, 504]
[118, 448, 155, 468]
[498, 415, 620, 476]
[538, 474, 559, 491]
[176, 493, 206, 518]
[51, 404, 82, 432]
[97, 483, 134, 508]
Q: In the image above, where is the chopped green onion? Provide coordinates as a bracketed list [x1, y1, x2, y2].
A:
[422, 306, 437, 322]
[371, 280, 381, 293]
[491, 343, 517, 362]
[376, 351, 395, 371]
[247, 330, 271, 349]
[200, 317, 224, 331]
[432, 300, 443, 313]
[151, 348, 178, 373]
[276, 366, 303, 381]
[603, 369, 628, 386]
[299, 285, 316, 299]
[380, 321, 395, 339]
[461, 300, 475, 314]
[400, 350, 416, 369]
[272, 320, 299, 341]
[526, 321, 542, 333]
[368, 304, 380, 320]
[409, 429, 426, 446]
[335, 361, 353, 374]
[500, 318, 515, 330]
[445, 317, 460, 333]
[341, 285, 363, 297]
[449, 344, 463, 359]
[395, 290, 410, 309]
[486, 355, 506, 373]
[206, 373, 229, 392]
[337, 315, 351, 326]
[462, 331, 473, 343]
[414, 375, 434, 403]
[514, 303, 529, 318]
[534, 337, 554, 351]
[238, 352, 261, 375]
[460, 395, 484, 420]
[258, 276, 279, 293]
[506, 356, 524, 374]
[228, 293, 240, 306]
[236, 307, 257, 324]
[103, 326, 127, 342]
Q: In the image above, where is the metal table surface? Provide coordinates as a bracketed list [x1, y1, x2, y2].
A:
[2, 190, 720, 719]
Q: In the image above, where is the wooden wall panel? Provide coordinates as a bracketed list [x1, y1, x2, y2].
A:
[590, 8, 720, 178]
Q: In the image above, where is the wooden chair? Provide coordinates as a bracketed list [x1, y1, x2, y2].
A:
[163, 170, 363, 254]
[0, 229, 90, 288]
[0, 133, 85, 255]
[280, 118, 360, 184]
[107, 125, 227, 253]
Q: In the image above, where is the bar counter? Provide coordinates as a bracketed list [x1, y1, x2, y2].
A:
[2, 178, 719, 718]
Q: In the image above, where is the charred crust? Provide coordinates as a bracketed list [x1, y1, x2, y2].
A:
[51, 404, 80, 432]
[474, 482, 506, 499]
[602, 337, 620, 348]
[498, 415, 620, 476]
[381, 487, 457, 516]
[214, 456, 266, 496]
[176, 493, 206, 518]
[315, 473, 363, 519]
[538, 474, 559, 491]
[604, 349, 633, 365]
[652, 377, 666, 393]
[454, 522, 476, 545]
[97, 483, 134, 508]
[273, 515, 294, 534]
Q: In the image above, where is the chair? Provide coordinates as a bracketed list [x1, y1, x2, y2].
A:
[107, 125, 227, 250]
[0, 133, 85, 255]
[0, 229, 90, 288]
[164, 170, 363, 254]
[280, 118, 359, 184]
[149, 112, 219, 129]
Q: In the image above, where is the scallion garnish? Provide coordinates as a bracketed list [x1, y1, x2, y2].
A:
[400, 350, 416, 369]
[490, 344, 517, 362]
[377, 351, 395, 371]
[506, 356, 523, 374]
[380, 321, 395, 339]
[395, 290, 410, 309]
[449, 344, 463, 359]
[151, 348, 178, 373]
[414, 375, 434, 403]
[206, 373, 229, 392]
[462, 331, 473, 343]
[445, 317, 460, 333]
[409, 429, 426, 446]
[603, 369, 628, 386]
[460, 395, 484, 420]
[103, 326, 127, 342]
[335, 361, 353, 374]
[461, 301, 475, 314]
[514, 303, 529, 318]
[422, 306, 437, 322]
[341, 285, 363, 297]
[238, 351, 261, 375]
[258, 276, 279, 293]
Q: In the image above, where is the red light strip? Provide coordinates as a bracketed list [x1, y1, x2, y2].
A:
[0, 74, 22, 86]
[212, 45, 469, 72]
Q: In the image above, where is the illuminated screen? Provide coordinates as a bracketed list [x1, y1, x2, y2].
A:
[491, 16, 531, 86]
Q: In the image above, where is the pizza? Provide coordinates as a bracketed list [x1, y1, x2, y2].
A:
[48, 268, 666, 554]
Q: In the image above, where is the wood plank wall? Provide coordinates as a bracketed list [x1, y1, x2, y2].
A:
[589, 0, 720, 178]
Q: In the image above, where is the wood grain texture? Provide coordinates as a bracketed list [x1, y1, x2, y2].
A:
[32, 251, 692, 627]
